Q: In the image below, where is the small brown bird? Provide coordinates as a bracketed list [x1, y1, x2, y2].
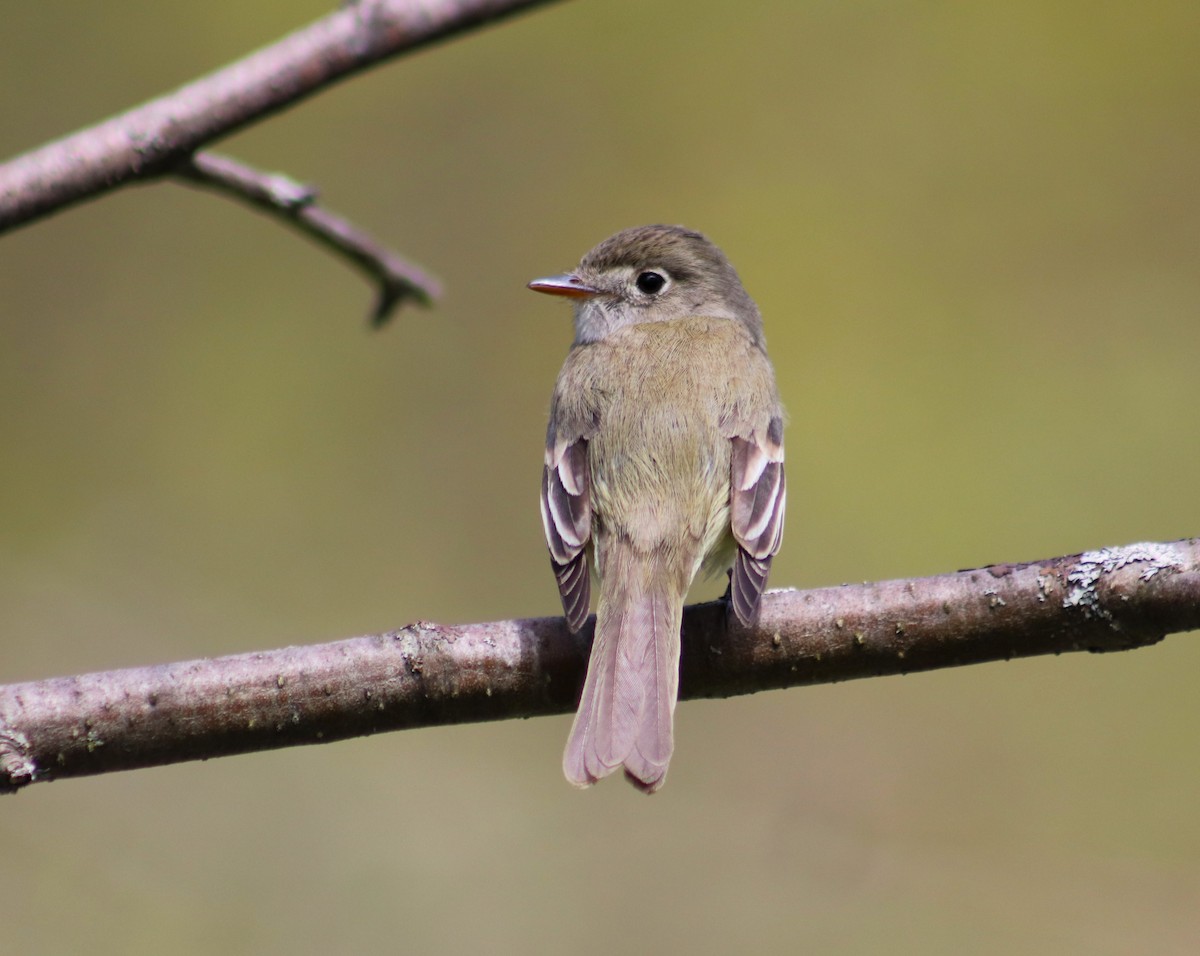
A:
[530, 225, 785, 792]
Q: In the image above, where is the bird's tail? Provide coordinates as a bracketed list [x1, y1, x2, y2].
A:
[562, 545, 686, 793]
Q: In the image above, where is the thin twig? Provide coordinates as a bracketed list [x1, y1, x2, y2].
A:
[176, 152, 441, 324]
[2, 539, 1196, 793]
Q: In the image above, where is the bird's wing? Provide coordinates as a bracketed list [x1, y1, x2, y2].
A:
[541, 435, 592, 632]
[728, 415, 786, 625]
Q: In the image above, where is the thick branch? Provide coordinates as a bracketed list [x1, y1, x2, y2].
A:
[2, 540, 1196, 793]
[176, 152, 441, 323]
[0, 0, 563, 232]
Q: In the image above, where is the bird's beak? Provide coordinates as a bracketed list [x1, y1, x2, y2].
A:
[527, 273, 601, 298]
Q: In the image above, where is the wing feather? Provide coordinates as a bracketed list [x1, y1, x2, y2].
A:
[541, 437, 592, 632]
[729, 417, 786, 625]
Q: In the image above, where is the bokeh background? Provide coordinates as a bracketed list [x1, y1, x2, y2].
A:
[3, 2, 1199, 952]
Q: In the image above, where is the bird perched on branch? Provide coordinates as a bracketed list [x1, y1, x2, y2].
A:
[531, 225, 786, 792]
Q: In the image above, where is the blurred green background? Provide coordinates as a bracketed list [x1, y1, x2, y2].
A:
[3, 1, 1199, 952]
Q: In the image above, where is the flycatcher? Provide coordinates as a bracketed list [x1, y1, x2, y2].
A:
[530, 225, 786, 793]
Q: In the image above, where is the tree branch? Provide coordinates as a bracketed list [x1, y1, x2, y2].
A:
[2, 539, 1196, 793]
[0, 0, 564, 321]
[0, 0, 563, 232]
[175, 152, 441, 324]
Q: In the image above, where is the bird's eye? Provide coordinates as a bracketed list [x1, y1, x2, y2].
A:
[635, 271, 667, 295]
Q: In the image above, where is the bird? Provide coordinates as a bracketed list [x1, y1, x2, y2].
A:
[530, 225, 786, 792]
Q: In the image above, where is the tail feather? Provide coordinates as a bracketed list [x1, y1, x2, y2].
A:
[563, 550, 684, 793]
